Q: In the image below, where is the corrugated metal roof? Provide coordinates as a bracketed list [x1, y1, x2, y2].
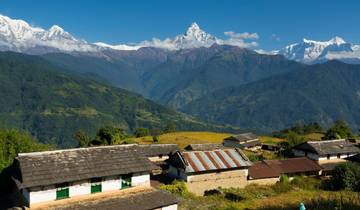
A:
[182, 149, 251, 173]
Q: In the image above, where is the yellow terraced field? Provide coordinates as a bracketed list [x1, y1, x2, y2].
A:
[131, 131, 233, 149]
[131, 131, 287, 149]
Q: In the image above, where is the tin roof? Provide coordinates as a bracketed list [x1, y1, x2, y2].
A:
[173, 148, 251, 173]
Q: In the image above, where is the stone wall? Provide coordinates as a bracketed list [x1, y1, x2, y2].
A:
[248, 177, 279, 185]
[185, 169, 248, 195]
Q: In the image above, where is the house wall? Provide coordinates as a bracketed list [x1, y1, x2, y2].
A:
[248, 177, 279, 185]
[161, 204, 178, 210]
[168, 165, 188, 180]
[185, 169, 248, 196]
[69, 180, 91, 197]
[27, 185, 56, 205]
[103, 176, 121, 192]
[24, 172, 151, 206]
[132, 172, 150, 187]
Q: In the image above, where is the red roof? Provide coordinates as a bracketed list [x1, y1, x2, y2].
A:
[249, 157, 322, 179]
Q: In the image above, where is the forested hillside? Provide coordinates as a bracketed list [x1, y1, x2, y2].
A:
[183, 61, 360, 132]
[0, 52, 222, 147]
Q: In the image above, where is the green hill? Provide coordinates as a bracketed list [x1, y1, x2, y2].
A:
[183, 61, 360, 132]
[0, 52, 224, 147]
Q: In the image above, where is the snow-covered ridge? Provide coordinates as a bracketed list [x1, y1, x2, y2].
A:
[278, 36, 360, 63]
[0, 14, 258, 54]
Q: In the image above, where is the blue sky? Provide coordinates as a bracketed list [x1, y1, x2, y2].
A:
[0, 0, 359, 50]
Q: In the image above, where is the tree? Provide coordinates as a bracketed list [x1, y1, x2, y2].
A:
[325, 120, 353, 139]
[95, 126, 126, 145]
[134, 128, 150, 138]
[330, 162, 360, 191]
[163, 122, 176, 133]
[74, 130, 91, 147]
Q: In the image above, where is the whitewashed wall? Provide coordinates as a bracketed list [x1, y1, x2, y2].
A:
[132, 172, 150, 187]
[162, 204, 178, 210]
[103, 176, 121, 191]
[69, 180, 90, 197]
[28, 186, 56, 204]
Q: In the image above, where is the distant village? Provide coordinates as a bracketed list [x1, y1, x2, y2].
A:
[3, 131, 360, 209]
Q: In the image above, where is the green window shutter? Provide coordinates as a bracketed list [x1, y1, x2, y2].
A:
[56, 188, 69, 200]
[91, 184, 102, 193]
[121, 174, 132, 189]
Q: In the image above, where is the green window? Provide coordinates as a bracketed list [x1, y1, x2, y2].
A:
[56, 183, 69, 200]
[121, 174, 132, 189]
[90, 178, 102, 194]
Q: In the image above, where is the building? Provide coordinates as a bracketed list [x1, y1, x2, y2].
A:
[248, 157, 322, 185]
[138, 144, 180, 162]
[345, 154, 360, 163]
[292, 139, 360, 173]
[9, 144, 178, 209]
[184, 143, 226, 151]
[168, 148, 252, 195]
[223, 132, 261, 150]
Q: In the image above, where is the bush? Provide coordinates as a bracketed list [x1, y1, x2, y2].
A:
[204, 189, 223, 196]
[134, 127, 150, 138]
[271, 182, 293, 194]
[279, 174, 289, 184]
[224, 191, 244, 201]
[159, 180, 193, 197]
[329, 162, 360, 191]
[291, 176, 320, 190]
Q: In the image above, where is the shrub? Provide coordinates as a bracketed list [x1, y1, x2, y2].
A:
[204, 189, 223, 196]
[224, 191, 244, 202]
[279, 174, 289, 184]
[271, 182, 293, 194]
[134, 127, 149, 138]
[330, 162, 360, 191]
[159, 180, 192, 197]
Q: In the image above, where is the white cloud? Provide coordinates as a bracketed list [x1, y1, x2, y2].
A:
[271, 34, 281, 42]
[224, 31, 259, 39]
[218, 31, 259, 48]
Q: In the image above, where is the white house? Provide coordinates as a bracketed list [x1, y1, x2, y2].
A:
[223, 132, 261, 150]
[292, 139, 360, 173]
[10, 144, 178, 209]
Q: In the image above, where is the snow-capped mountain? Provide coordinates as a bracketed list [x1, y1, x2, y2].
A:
[0, 14, 99, 54]
[278, 36, 360, 63]
[95, 23, 220, 51]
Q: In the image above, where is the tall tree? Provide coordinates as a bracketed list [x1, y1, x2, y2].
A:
[325, 120, 353, 139]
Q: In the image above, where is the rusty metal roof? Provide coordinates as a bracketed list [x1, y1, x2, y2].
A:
[181, 148, 252, 173]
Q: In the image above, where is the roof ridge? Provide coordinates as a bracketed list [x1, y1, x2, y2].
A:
[18, 144, 139, 157]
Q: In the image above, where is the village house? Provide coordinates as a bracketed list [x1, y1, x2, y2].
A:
[138, 144, 180, 172]
[168, 148, 252, 195]
[9, 144, 178, 209]
[292, 139, 360, 173]
[223, 132, 261, 150]
[248, 157, 322, 185]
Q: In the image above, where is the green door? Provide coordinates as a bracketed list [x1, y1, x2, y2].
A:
[121, 174, 132, 189]
[91, 184, 102, 193]
[56, 188, 69, 200]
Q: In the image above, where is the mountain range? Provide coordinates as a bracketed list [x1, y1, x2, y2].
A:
[0, 14, 360, 144]
[1, 14, 359, 64]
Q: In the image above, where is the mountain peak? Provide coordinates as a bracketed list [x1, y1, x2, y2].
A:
[329, 36, 346, 45]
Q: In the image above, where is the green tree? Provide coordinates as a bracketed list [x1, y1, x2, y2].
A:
[95, 126, 126, 145]
[325, 120, 353, 139]
[330, 162, 360, 191]
[134, 127, 150, 138]
[0, 129, 53, 171]
[74, 130, 91, 147]
[164, 122, 177, 133]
